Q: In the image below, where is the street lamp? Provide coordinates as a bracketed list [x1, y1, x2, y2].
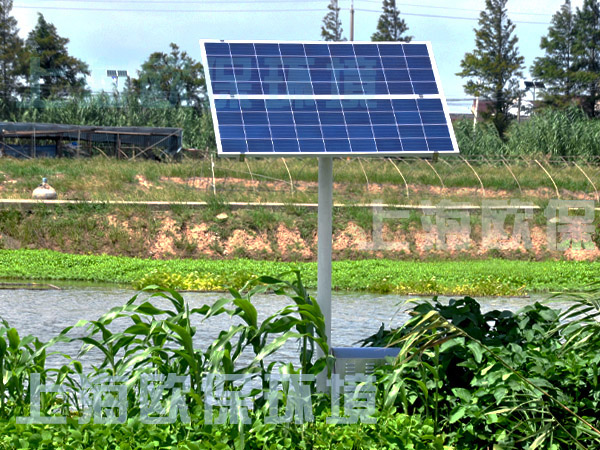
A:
[524, 80, 545, 103]
[106, 69, 129, 89]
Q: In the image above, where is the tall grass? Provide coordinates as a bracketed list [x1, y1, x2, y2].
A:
[5, 93, 215, 151]
[455, 107, 600, 160]
[5, 95, 600, 161]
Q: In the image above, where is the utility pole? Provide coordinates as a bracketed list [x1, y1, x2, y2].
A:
[350, 0, 355, 41]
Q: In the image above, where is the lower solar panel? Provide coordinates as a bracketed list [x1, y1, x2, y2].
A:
[215, 97, 453, 154]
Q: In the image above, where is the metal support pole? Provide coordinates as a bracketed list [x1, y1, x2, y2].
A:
[350, 0, 355, 41]
[316, 156, 333, 392]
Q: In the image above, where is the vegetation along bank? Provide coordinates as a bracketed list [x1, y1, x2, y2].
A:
[0, 249, 598, 296]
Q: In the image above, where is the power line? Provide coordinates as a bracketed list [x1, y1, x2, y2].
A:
[357, 0, 553, 17]
[23, 0, 555, 17]
[356, 7, 550, 25]
[13, 4, 325, 13]
[13, 3, 551, 24]
[24, 0, 319, 3]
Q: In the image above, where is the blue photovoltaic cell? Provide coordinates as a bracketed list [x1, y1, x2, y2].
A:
[202, 41, 458, 155]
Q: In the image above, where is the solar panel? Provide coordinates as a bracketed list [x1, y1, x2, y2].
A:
[200, 40, 459, 156]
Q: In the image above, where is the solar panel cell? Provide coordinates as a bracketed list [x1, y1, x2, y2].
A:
[392, 99, 418, 111]
[318, 112, 344, 125]
[205, 42, 229, 55]
[255, 43, 280, 55]
[413, 83, 438, 95]
[296, 126, 323, 139]
[248, 139, 273, 152]
[402, 139, 428, 151]
[370, 112, 396, 124]
[350, 139, 377, 152]
[367, 99, 393, 111]
[245, 126, 271, 139]
[353, 44, 379, 56]
[208, 56, 232, 70]
[375, 139, 401, 152]
[304, 44, 330, 56]
[387, 83, 413, 95]
[237, 82, 263, 94]
[322, 126, 348, 139]
[348, 126, 373, 139]
[217, 112, 242, 125]
[219, 126, 245, 139]
[403, 44, 428, 56]
[285, 69, 311, 82]
[359, 70, 387, 82]
[229, 43, 255, 55]
[266, 100, 291, 111]
[202, 40, 458, 155]
[410, 70, 435, 81]
[395, 111, 421, 125]
[215, 99, 240, 111]
[329, 44, 354, 56]
[280, 44, 305, 56]
[325, 139, 351, 152]
[340, 99, 367, 111]
[427, 138, 453, 151]
[232, 56, 257, 69]
[398, 125, 425, 138]
[270, 126, 296, 138]
[240, 99, 266, 111]
[356, 57, 382, 70]
[268, 113, 294, 125]
[407, 57, 432, 69]
[373, 125, 400, 139]
[378, 45, 404, 56]
[293, 113, 319, 125]
[345, 112, 370, 125]
[384, 70, 410, 82]
[381, 57, 407, 69]
[417, 98, 443, 110]
[221, 140, 247, 153]
[273, 140, 300, 152]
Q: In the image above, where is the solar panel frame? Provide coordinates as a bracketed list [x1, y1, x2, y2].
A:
[200, 40, 459, 157]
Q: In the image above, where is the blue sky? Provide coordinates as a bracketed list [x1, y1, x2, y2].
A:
[11, 0, 580, 112]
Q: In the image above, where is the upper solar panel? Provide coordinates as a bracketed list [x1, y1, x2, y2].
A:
[200, 40, 459, 156]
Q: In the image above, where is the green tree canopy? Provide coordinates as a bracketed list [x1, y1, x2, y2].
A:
[457, 0, 524, 137]
[132, 43, 205, 110]
[0, 0, 25, 104]
[371, 0, 412, 42]
[572, 0, 600, 116]
[531, 0, 576, 106]
[321, 0, 345, 41]
[25, 13, 89, 100]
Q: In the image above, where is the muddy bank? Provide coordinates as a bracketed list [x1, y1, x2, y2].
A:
[0, 205, 598, 262]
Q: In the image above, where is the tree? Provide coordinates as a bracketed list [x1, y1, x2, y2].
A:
[371, 0, 412, 42]
[0, 0, 24, 104]
[531, 1, 576, 106]
[321, 0, 345, 41]
[25, 13, 90, 100]
[457, 0, 524, 137]
[572, 0, 600, 116]
[132, 43, 205, 109]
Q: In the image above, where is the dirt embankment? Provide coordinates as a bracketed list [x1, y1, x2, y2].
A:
[1, 173, 599, 261]
[1, 207, 598, 262]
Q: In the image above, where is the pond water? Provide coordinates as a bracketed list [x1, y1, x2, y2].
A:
[0, 286, 573, 371]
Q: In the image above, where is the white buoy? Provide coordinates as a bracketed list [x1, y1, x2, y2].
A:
[32, 177, 57, 200]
